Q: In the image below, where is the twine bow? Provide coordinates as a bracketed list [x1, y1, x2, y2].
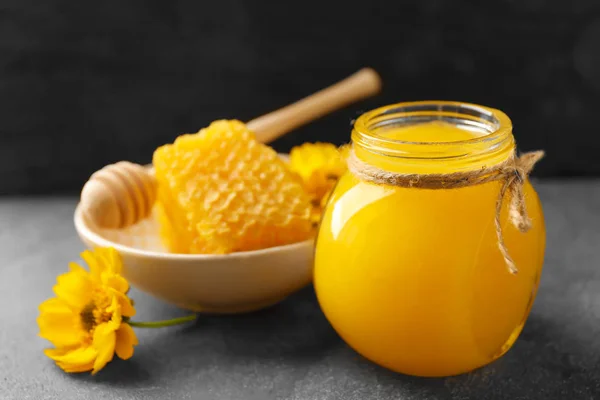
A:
[347, 149, 545, 274]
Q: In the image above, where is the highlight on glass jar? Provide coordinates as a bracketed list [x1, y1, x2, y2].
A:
[314, 101, 546, 378]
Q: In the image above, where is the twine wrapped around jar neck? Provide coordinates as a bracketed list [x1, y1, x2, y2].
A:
[347, 149, 545, 275]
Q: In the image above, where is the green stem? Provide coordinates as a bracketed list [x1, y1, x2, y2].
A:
[126, 314, 197, 328]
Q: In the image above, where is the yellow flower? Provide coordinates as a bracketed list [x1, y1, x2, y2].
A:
[289, 142, 349, 223]
[37, 247, 138, 375]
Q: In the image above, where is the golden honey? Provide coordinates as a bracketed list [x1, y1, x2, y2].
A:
[314, 101, 545, 377]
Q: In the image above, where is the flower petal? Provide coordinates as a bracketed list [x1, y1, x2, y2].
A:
[115, 323, 138, 360]
[113, 291, 136, 318]
[38, 297, 69, 313]
[56, 360, 96, 373]
[105, 293, 123, 324]
[37, 298, 82, 347]
[81, 249, 103, 282]
[53, 265, 93, 309]
[91, 322, 118, 375]
[103, 273, 129, 294]
[68, 262, 88, 275]
[45, 346, 97, 373]
[95, 247, 123, 275]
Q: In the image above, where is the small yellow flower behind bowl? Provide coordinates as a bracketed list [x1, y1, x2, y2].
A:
[288, 142, 349, 224]
[37, 247, 138, 375]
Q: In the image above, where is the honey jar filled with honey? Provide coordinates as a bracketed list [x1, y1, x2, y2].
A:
[314, 101, 546, 377]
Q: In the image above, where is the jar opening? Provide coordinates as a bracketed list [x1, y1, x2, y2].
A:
[351, 101, 515, 173]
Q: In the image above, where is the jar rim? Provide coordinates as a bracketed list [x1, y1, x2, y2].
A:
[353, 100, 512, 146]
[352, 100, 514, 164]
[351, 101, 516, 172]
[354, 100, 512, 145]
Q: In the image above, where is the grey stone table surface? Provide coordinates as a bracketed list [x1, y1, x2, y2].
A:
[1, 180, 600, 400]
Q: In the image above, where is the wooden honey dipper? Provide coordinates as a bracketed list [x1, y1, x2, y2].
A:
[80, 68, 382, 229]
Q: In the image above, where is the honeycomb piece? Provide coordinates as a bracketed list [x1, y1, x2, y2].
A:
[153, 120, 313, 254]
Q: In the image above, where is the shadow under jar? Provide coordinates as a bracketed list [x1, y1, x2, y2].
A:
[314, 101, 546, 377]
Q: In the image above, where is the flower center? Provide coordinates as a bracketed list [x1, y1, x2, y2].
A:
[79, 303, 97, 331]
[79, 289, 113, 333]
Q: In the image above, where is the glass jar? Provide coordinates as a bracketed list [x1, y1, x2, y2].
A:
[314, 101, 546, 377]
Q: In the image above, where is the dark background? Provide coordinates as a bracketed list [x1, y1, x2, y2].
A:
[1, 0, 600, 194]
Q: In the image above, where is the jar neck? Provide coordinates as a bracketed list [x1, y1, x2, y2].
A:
[351, 101, 516, 174]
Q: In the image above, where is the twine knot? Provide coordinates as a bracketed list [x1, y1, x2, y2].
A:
[347, 149, 545, 274]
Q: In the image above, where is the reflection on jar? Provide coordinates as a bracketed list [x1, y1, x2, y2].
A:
[314, 101, 546, 377]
